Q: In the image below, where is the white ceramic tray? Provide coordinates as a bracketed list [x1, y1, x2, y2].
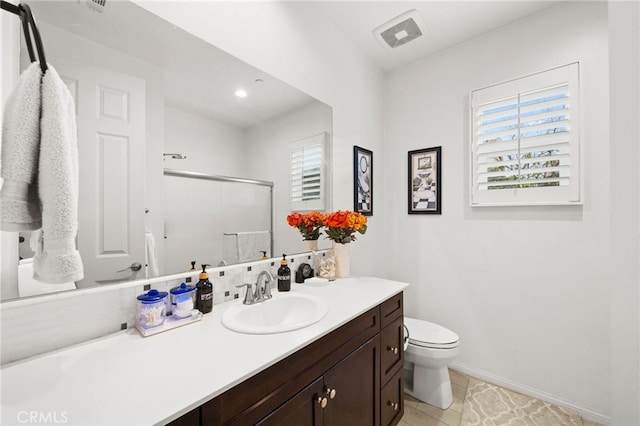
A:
[135, 310, 203, 337]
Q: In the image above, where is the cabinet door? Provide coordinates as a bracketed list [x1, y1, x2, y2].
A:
[323, 337, 380, 426]
[257, 377, 324, 426]
[380, 316, 404, 386]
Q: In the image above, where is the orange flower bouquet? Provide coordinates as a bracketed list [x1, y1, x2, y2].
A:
[323, 210, 367, 244]
[286, 211, 325, 241]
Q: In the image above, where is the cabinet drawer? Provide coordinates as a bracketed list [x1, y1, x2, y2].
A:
[380, 293, 403, 329]
[380, 316, 404, 386]
[381, 369, 404, 426]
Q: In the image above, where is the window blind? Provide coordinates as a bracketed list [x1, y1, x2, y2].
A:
[470, 63, 581, 206]
[290, 133, 325, 211]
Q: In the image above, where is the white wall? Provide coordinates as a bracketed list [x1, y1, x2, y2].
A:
[384, 2, 610, 421]
[164, 106, 247, 177]
[245, 101, 333, 257]
[608, 1, 640, 424]
[134, 1, 386, 277]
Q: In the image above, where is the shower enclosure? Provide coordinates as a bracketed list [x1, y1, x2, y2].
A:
[162, 169, 274, 275]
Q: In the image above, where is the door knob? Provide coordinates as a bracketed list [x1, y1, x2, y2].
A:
[387, 346, 399, 355]
[387, 401, 400, 411]
[117, 262, 142, 273]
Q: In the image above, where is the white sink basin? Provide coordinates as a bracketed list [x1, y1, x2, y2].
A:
[221, 292, 329, 334]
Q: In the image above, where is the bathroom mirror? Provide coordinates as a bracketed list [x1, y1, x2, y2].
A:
[2, 0, 332, 301]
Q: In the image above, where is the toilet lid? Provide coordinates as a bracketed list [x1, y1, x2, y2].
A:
[405, 317, 458, 349]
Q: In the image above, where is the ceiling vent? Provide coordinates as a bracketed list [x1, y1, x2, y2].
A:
[374, 9, 425, 49]
[85, 0, 106, 13]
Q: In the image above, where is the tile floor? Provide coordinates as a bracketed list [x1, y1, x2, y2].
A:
[399, 369, 601, 426]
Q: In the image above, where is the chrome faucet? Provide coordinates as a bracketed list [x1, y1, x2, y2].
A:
[235, 271, 274, 305]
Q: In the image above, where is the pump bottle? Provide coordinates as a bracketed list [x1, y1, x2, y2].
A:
[195, 264, 213, 314]
[277, 254, 291, 292]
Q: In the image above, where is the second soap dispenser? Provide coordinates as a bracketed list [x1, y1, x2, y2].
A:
[277, 254, 291, 292]
[195, 264, 213, 314]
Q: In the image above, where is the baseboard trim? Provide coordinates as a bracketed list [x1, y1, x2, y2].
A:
[450, 361, 610, 426]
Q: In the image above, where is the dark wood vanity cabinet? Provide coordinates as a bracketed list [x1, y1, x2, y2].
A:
[169, 292, 404, 426]
[258, 337, 380, 426]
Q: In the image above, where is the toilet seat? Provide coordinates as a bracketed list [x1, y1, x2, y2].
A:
[405, 317, 458, 349]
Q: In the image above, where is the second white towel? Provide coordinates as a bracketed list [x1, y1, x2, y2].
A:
[237, 231, 270, 262]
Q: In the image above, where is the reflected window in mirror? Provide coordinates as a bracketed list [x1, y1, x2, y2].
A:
[290, 132, 327, 211]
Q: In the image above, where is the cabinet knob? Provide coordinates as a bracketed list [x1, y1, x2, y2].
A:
[387, 346, 399, 355]
[387, 401, 400, 411]
[317, 396, 328, 409]
[325, 387, 337, 399]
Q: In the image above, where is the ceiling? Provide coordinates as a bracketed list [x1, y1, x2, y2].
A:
[28, 1, 565, 125]
[29, 1, 316, 128]
[313, 1, 565, 72]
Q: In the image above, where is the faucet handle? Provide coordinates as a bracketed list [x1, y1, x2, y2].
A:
[235, 283, 254, 305]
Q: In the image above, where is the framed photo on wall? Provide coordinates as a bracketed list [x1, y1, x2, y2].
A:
[408, 146, 441, 214]
[354, 146, 373, 216]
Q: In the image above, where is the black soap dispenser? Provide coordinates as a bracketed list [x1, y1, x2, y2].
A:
[195, 264, 213, 314]
[277, 254, 291, 292]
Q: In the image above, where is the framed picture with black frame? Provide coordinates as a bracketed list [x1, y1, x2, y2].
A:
[353, 146, 373, 216]
[408, 146, 441, 214]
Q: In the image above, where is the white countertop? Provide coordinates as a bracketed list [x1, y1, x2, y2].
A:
[1, 277, 408, 426]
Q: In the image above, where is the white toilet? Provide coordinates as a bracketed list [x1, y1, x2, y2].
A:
[403, 316, 459, 409]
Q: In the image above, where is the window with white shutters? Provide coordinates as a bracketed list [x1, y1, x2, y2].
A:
[470, 63, 581, 206]
[290, 133, 326, 211]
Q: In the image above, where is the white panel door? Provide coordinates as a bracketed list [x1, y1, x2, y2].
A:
[54, 59, 146, 287]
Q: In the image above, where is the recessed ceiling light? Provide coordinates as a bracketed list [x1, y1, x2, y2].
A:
[234, 89, 248, 98]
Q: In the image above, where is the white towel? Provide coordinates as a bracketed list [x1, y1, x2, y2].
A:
[237, 231, 270, 262]
[1, 62, 43, 231]
[32, 65, 84, 284]
[145, 230, 159, 278]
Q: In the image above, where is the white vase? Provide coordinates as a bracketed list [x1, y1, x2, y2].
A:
[305, 239, 318, 252]
[333, 243, 350, 278]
